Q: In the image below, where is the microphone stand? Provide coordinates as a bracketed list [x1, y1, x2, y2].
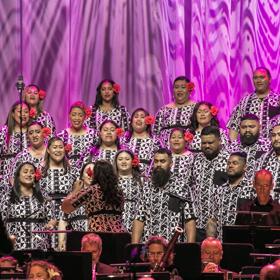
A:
[15, 75, 25, 152]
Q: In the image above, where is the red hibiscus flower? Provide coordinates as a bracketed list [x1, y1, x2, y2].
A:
[145, 115, 155, 125]
[64, 143, 72, 153]
[29, 108, 37, 118]
[113, 83, 121, 94]
[210, 106, 219, 116]
[85, 107, 92, 119]
[116, 127, 124, 137]
[42, 127, 51, 138]
[38, 89, 46, 100]
[132, 155, 140, 167]
[86, 167, 94, 178]
[187, 82, 195, 92]
[184, 131, 194, 142]
[34, 169, 42, 181]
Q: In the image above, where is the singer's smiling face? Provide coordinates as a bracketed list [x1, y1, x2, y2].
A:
[69, 107, 86, 130]
[19, 163, 35, 187]
[13, 103, 30, 126]
[24, 86, 40, 106]
[47, 140, 65, 163]
[116, 151, 133, 175]
[132, 110, 147, 133]
[169, 129, 186, 154]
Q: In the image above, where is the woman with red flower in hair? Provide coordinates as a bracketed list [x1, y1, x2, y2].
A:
[39, 137, 79, 249]
[83, 120, 121, 165]
[86, 79, 130, 131]
[57, 101, 98, 169]
[114, 149, 143, 232]
[186, 101, 228, 153]
[120, 108, 162, 175]
[0, 101, 30, 183]
[23, 84, 56, 138]
[154, 76, 196, 147]
[168, 128, 194, 181]
[0, 162, 56, 250]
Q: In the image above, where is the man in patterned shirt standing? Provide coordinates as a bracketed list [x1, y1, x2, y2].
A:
[227, 67, 280, 141]
[188, 126, 229, 241]
[131, 148, 196, 243]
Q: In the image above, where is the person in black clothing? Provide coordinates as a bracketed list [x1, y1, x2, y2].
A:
[0, 214, 13, 254]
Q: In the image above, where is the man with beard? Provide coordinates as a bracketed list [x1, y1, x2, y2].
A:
[228, 114, 271, 180]
[227, 67, 280, 141]
[188, 126, 229, 241]
[131, 148, 196, 243]
[211, 152, 255, 239]
[257, 123, 280, 202]
[239, 169, 280, 225]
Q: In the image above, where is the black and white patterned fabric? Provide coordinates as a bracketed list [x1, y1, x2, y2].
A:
[0, 192, 54, 250]
[227, 91, 280, 138]
[212, 178, 256, 239]
[188, 128, 229, 153]
[118, 176, 143, 232]
[66, 206, 88, 231]
[188, 150, 230, 229]
[84, 147, 119, 164]
[35, 111, 56, 138]
[0, 126, 28, 183]
[86, 105, 130, 131]
[228, 138, 271, 181]
[120, 136, 162, 175]
[171, 153, 194, 181]
[256, 150, 280, 202]
[57, 128, 98, 168]
[8, 148, 45, 182]
[135, 175, 195, 242]
[153, 104, 196, 147]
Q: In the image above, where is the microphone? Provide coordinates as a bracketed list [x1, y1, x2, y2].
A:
[15, 75, 25, 92]
[168, 192, 191, 203]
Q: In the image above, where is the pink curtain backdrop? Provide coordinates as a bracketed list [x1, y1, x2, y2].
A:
[0, 0, 279, 130]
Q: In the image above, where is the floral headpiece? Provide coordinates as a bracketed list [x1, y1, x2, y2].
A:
[48, 268, 60, 279]
[131, 154, 140, 167]
[184, 131, 194, 142]
[64, 143, 72, 153]
[86, 167, 94, 178]
[116, 127, 124, 137]
[34, 168, 42, 181]
[42, 127, 51, 138]
[187, 82, 195, 92]
[39, 89, 46, 100]
[145, 115, 155, 125]
[29, 108, 37, 119]
[113, 83, 121, 94]
[210, 106, 219, 116]
[72, 101, 92, 119]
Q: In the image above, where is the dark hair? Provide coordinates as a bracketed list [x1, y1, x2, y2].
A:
[188, 101, 219, 133]
[114, 149, 142, 185]
[24, 84, 44, 114]
[27, 121, 44, 130]
[240, 113, 259, 122]
[201, 126, 221, 139]
[126, 108, 152, 140]
[10, 162, 44, 203]
[173, 76, 190, 86]
[42, 136, 69, 177]
[69, 101, 87, 114]
[154, 148, 172, 159]
[169, 128, 185, 139]
[5, 101, 29, 148]
[93, 160, 123, 208]
[229, 152, 247, 163]
[94, 79, 120, 108]
[254, 67, 271, 79]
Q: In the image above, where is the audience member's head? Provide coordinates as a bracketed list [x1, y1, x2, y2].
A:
[81, 233, 102, 264]
[254, 169, 273, 205]
[0, 256, 18, 274]
[259, 263, 280, 280]
[27, 260, 62, 280]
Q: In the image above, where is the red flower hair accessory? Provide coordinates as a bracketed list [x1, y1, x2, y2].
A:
[34, 168, 42, 181]
[86, 167, 94, 178]
[29, 108, 37, 118]
[38, 89, 46, 100]
[187, 82, 195, 92]
[113, 83, 121, 94]
[131, 154, 140, 167]
[210, 106, 219, 116]
[184, 131, 194, 142]
[85, 107, 92, 119]
[116, 127, 124, 137]
[42, 127, 51, 138]
[72, 101, 92, 119]
[64, 143, 72, 153]
[145, 115, 155, 125]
